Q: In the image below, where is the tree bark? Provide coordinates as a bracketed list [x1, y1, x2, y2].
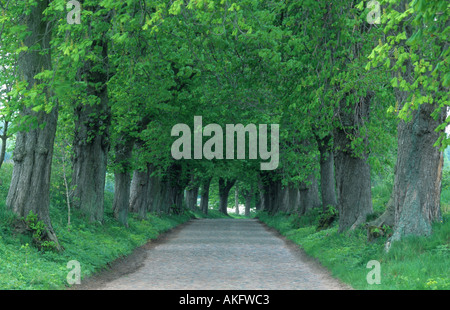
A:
[299, 174, 320, 214]
[0, 120, 8, 170]
[368, 192, 395, 228]
[385, 2, 446, 242]
[129, 165, 151, 219]
[334, 93, 373, 232]
[281, 183, 300, 213]
[316, 134, 338, 211]
[6, 0, 61, 250]
[299, 174, 321, 215]
[185, 174, 199, 211]
[244, 188, 254, 217]
[112, 136, 134, 226]
[200, 177, 212, 214]
[390, 103, 445, 241]
[158, 163, 186, 214]
[148, 169, 162, 213]
[71, 31, 111, 223]
[258, 172, 282, 214]
[218, 178, 236, 215]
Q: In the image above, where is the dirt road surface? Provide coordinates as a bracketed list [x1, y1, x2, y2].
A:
[75, 218, 351, 290]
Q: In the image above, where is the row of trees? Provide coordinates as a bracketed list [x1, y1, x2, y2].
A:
[0, 0, 448, 250]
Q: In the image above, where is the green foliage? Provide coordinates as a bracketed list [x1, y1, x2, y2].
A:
[369, 0, 450, 149]
[23, 211, 57, 252]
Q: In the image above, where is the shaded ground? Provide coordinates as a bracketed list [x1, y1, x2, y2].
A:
[73, 218, 351, 290]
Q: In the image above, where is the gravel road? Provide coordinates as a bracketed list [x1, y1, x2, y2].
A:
[76, 218, 351, 290]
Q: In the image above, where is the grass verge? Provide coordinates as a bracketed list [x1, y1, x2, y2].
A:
[0, 163, 198, 290]
[257, 209, 449, 290]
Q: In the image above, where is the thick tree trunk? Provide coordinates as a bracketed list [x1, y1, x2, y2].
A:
[280, 183, 300, 213]
[185, 174, 199, 211]
[6, 0, 61, 250]
[218, 178, 236, 215]
[129, 165, 151, 219]
[298, 170, 321, 215]
[385, 5, 445, 242]
[113, 171, 131, 225]
[158, 163, 186, 214]
[316, 134, 337, 211]
[148, 169, 162, 213]
[390, 103, 445, 241]
[334, 94, 373, 232]
[112, 137, 134, 226]
[288, 184, 301, 213]
[258, 172, 282, 214]
[299, 174, 320, 215]
[71, 34, 110, 223]
[200, 177, 212, 214]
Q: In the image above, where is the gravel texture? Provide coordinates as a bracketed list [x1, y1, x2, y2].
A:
[75, 218, 351, 290]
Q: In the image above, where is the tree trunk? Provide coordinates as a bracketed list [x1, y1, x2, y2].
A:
[129, 165, 150, 219]
[71, 32, 110, 223]
[235, 184, 239, 215]
[218, 178, 236, 215]
[334, 94, 373, 232]
[386, 3, 445, 242]
[185, 174, 199, 211]
[299, 174, 321, 215]
[148, 169, 162, 213]
[159, 163, 186, 214]
[112, 136, 134, 226]
[255, 192, 261, 210]
[200, 177, 212, 214]
[244, 188, 254, 217]
[0, 120, 8, 170]
[258, 172, 282, 214]
[6, 0, 61, 250]
[390, 103, 445, 241]
[316, 134, 337, 211]
[284, 183, 300, 213]
[368, 192, 395, 228]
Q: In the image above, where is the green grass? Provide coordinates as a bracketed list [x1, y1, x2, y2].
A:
[257, 206, 449, 290]
[257, 176, 450, 290]
[0, 163, 195, 290]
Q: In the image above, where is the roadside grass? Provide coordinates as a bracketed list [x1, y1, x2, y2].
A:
[0, 162, 252, 290]
[257, 184, 450, 290]
[0, 163, 193, 290]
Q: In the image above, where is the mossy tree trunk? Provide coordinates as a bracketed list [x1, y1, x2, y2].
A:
[334, 93, 373, 232]
[71, 18, 111, 223]
[6, 0, 61, 250]
[390, 103, 445, 242]
[112, 136, 135, 226]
